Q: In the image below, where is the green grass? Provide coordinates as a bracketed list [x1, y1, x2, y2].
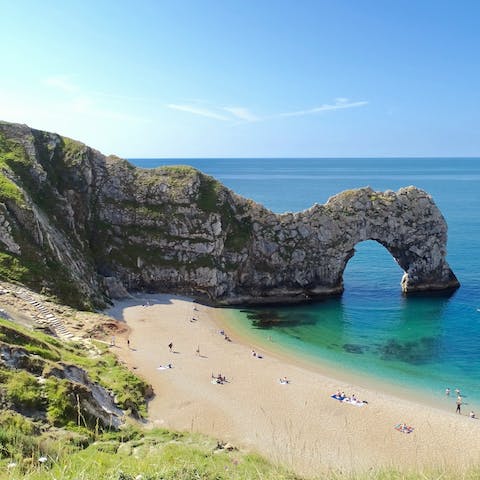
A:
[197, 174, 222, 212]
[2, 424, 480, 479]
[0, 428, 300, 480]
[5, 371, 45, 411]
[0, 318, 149, 422]
[0, 174, 24, 204]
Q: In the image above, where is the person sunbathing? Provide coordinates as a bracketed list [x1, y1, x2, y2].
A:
[157, 363, 173, 370]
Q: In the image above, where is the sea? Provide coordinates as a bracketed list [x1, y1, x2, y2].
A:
[131, 157, 480, 411]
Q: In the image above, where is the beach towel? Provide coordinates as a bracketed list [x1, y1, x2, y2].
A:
[157, 365, 172, 370]
[330, 394, 346, 401]
[395, 424, 414, 434]
[343, 398, 366, 406]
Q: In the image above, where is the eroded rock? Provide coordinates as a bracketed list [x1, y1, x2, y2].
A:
[0, 121, 459, 307]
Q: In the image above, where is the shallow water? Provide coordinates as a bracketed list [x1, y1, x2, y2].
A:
[131, 157, 480, 409]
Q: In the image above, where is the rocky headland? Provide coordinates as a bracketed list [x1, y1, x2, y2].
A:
[0, 121, 459, 309]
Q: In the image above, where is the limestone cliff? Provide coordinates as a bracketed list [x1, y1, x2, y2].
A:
[0, 121, 459, 309]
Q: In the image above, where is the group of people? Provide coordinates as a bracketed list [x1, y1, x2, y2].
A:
[446, 387, 476, 418]
[219, 329, 232, 342]
[212, 373, 227, 384]
[331, 390, 368, 405]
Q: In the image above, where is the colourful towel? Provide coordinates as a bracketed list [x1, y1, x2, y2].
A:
[395, 424, 414, 434]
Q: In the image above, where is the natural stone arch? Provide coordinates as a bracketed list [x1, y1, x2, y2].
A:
[236, 186, 460, 303]
[324, 187, 459, 295]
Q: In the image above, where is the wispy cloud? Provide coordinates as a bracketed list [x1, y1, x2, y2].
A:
[223, 106, 260, 122]
[167, 104, 230, 121]
[167, 98, 367, 123]
[277, 98, 368, 118]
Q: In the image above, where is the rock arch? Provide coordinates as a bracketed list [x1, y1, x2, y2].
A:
[237, 186, 460, 303]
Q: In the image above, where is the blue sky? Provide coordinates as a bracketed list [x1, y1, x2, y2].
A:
[1, 1, 479, 157]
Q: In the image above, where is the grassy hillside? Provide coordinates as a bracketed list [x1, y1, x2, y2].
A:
[0, 317, 149, 423]
[0, 315, 300, 479]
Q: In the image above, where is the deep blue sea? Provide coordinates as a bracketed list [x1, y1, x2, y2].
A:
[131, 158, 480, 410]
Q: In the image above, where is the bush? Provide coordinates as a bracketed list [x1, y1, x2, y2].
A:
[5, 371, 44, 411]
[0, 410, 37, 459]
[44, 377, 78, 426]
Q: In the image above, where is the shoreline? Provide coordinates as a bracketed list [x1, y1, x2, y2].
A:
[218, 309, 468, 417]
[108, 293, 480, 476]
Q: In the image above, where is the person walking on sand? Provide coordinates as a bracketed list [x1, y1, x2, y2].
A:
[196, 345, 200, 356]
[127, 338, 130, 349]
[168, 342, 173, 352]
[456, 395, 462, 414]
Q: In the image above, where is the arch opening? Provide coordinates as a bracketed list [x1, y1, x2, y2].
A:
[342, 240, 406, 296]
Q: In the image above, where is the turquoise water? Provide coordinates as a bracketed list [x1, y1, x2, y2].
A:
[131, 158, 480, 408]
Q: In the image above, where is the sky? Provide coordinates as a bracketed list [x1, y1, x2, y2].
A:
[1, 0, 479, 157]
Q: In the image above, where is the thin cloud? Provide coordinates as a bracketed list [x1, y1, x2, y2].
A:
[223, 106, 260, 122]
[278, 98, 368, 118]
[167, 104, 229, 121]
[167, 98, 367, 123]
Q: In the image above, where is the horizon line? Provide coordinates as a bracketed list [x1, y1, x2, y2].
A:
[126, 156, 480, 160]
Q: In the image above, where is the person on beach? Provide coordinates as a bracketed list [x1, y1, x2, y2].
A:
[196, 345, 200, 356]
[456, 395, 462, 414]
[470, 411, 476, 419]
[445, 387, 450, 396]
[455, 388, 461, 396]
[168, 342, 173, 352]
[127, 338, 130, 349]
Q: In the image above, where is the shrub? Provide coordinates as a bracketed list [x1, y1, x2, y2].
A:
[44, 377, 78, 426]
[5, 371, 44, 411]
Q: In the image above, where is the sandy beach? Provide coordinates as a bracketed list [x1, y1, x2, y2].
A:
[108, 294, 480, 477]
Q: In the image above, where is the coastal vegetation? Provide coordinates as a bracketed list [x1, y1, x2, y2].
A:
[0, 317, 149, 422]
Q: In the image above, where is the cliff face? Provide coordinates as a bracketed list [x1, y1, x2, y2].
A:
[0, 121, 459, 309]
